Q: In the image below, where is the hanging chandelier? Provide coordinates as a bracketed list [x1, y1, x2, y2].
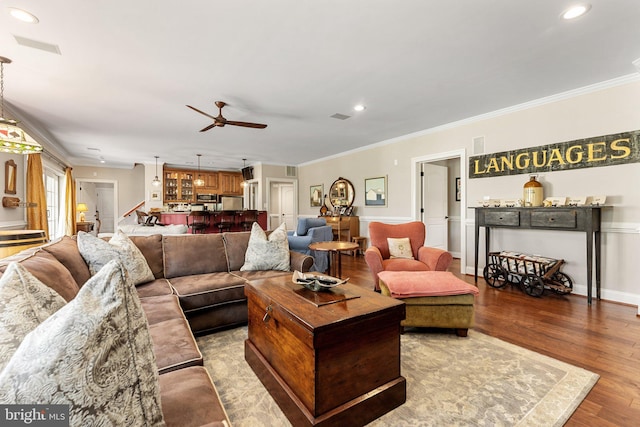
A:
[151, 155, 161, 187]
[194, 154, 204, 186]
[0, 56, 43, 155]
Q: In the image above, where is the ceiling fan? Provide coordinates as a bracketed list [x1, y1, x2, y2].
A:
[186, 101, 267, 132]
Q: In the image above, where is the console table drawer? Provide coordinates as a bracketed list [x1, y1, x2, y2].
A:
[484, 210, 520, 226]
[531, 210, 577, 229]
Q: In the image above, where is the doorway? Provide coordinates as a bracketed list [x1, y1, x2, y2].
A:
[76, 179, 118, 235]
[411, 149, 466, 274]
[266, 178, 297, 231]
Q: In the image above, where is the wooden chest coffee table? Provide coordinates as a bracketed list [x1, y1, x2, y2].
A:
[244, 275, 406, 427]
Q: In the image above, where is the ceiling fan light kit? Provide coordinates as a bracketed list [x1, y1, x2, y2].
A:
[186, 101, 267, 132]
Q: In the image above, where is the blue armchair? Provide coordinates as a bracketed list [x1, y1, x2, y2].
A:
[287, 218, 334, 272]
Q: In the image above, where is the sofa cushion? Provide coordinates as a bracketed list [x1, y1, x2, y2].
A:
[136, 278, 174, 299]
[148, 318, 203, 374]
[222, 231, 251, 271]
[78, 231, 155, 285]
[163, 234, 229, 278]
[129, 234, 165, 279]
[141, 294, 185, 325]
[241, 222, 290, 271]
[0, 249, 80, 302]
[0, 260, 165, 426]
[42, 235, 92, 287]
[169, 272, 246, 312]
[0, 263, 66, 372]
[159, 366, 231, 427]
[296, 217, 327, 236]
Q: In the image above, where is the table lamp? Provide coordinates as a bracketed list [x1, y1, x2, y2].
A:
[77, 203, 88, 222]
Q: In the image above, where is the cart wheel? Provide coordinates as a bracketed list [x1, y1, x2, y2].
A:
[522, 274, 545, 297]
[483, 263, 507, 288]
[550, 271, 573, 295]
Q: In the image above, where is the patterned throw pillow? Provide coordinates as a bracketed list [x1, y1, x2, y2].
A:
[0, 260, 165, 426]
[387, 237, 415, 259]
[77, 230, 154, 285]
[241, 222, 290, 271]
[0, 263, 66, 372]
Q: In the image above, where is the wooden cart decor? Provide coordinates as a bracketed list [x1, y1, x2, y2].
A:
[483, 251, 573, 297]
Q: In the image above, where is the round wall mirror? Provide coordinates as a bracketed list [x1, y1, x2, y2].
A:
[328, 177, 355, 208]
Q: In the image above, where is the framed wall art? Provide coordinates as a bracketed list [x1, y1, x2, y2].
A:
[455, 177, 461, 201]
[310, 184, 323, 207]
[364, 176, 387, 207]
[5, 160, 16, 195]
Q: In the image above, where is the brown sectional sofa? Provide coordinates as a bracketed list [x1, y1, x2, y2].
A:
[0, 231, 314, 426]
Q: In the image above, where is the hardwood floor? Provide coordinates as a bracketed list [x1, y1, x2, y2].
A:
[339, 253, 640, 426]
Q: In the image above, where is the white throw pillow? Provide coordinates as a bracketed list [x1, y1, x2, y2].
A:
[0, 260, 165, 426]
[0, 263, 66, 372]
[241, 222, 290, 271]
[78, 230, 154, 285]
[387, 237, 414, 259]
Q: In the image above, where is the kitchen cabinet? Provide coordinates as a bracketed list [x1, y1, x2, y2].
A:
[164, 169, 194, 203]
[219, 172, 243, 195]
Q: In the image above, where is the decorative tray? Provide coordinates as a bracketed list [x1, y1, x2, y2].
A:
[292, 271, 349, 292]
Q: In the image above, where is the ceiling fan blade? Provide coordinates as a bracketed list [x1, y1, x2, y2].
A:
[186, 105, 217, 120]
[199, 123, 217, 132]
[226, 121, 268, 129]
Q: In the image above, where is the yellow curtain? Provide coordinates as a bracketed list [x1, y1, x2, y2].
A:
[65, 167, 76, 236]
[26, 154, 49, 240]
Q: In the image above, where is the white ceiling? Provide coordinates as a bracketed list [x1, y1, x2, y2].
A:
[1, 1, 639, 171]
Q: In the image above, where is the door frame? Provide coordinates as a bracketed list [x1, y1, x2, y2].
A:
[411, 149, 466, 275]
[76, 179, 118, 234]
[265, 177, 298, 230]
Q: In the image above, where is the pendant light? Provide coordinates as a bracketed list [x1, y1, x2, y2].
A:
[241, 158, 248, 188]
[0, 56, 43, 154]
[151, 155, 161, 187]
[194, 154, 205, 186]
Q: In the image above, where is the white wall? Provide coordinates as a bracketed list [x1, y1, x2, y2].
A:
[298, 78, 640, 310]
[0, 154, 26, 229]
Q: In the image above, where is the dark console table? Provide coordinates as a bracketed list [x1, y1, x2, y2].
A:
[474, 206, 604, 304]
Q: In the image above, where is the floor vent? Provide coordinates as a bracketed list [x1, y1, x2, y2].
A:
[286, 166, 297, 177]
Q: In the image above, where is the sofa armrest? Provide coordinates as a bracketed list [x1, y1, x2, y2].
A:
[287, 234, 313, 251]
[417, 246, 453, 271]
[364, 246, 384, 291]
[290, 251, 314, 272]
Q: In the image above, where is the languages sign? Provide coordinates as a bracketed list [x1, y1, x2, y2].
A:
[469, 130, 640, 179]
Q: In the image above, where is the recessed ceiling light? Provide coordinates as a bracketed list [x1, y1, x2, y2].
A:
[354, 104, 366, 112]
[562, 4, 591, 20]
[8, 8, 39, 24]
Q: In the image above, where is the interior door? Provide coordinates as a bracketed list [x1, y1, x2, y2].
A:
[280, 184, 295, 230]
[422, 163, 448, 250]
[96, 186, 115, 233]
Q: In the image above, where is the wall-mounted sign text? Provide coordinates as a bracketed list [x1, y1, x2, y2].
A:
[469, 129, 640, 179]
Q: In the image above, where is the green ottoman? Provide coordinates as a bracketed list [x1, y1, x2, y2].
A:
[378, 271, 479, 337]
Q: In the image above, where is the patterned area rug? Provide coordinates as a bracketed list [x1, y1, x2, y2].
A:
[197, 327, 598, 426]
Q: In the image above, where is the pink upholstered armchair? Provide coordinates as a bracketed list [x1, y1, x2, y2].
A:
[364, 221, 453, 291]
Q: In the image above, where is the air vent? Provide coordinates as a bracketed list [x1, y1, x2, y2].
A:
[330, 113, 351, 120]
[473, 136, 485, 155]
[286, 166, 297, 177]
[14, 35, 61, 55]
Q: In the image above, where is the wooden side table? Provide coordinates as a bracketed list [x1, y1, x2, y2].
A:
[308, 241, 359, 278]
[352, 236, 367, 256]
[76, 222, 94, 234]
